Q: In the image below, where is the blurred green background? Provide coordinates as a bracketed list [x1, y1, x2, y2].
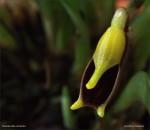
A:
[0, 0, 150, 129]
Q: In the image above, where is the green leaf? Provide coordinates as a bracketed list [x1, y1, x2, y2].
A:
[114, 71, 150, 113]
[134, 33, 150, 70]
[144, 0, 150, 8]
[77, 0, 96, 24]
[55, 13, 73, 53]
[61, 86, 76, 129]
[131, 6, 150, 42]
[93, 0, 115, 32]
[60, 0, 90, 72]
[35, 0, 53, 19]
[73, 36, 90, 72]
[131, 5, 150, 70]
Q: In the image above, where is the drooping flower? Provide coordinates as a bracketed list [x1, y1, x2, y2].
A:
[71, 8, 129, 117]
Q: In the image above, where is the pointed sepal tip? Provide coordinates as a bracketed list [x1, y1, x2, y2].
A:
[70, 99, 84, 110]
[97, 105, 106, 118]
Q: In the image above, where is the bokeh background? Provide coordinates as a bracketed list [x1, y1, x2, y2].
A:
[0, 0, 150, 129]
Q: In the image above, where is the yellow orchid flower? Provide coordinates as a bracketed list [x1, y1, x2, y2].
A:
[71, 8, 128, 117]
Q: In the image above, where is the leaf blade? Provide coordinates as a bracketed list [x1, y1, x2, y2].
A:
[114, 71, 150, 113]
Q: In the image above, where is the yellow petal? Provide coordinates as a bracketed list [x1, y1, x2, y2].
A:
[70, 99, 84, 110]
[86, 8, 127, 89]
[86, 64, 107, 89]
[97, 105, 106, 118]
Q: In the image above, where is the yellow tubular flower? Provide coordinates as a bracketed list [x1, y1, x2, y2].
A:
[70, 8, 128, 118]
[86, 8, 127, 89]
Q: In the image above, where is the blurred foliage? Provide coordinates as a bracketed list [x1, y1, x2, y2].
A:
[61, 86, 76, 129]
[114, 71, 150, 113]
[0, 0, 150, 129]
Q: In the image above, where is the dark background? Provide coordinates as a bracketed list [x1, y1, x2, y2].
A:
[0, 0, 150, 129]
